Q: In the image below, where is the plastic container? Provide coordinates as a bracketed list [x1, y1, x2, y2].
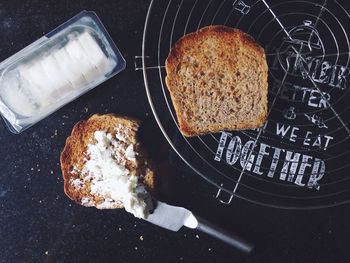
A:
[0, 10, 126, 133]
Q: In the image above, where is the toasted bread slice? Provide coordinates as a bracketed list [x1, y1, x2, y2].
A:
[165, 25, 268, 137]
[60, 114, 156, 210]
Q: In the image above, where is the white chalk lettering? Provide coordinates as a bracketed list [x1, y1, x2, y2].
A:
[253, 143, 270, 175]
[240, 141, 255, 171]
[226, 136, 241, 165]
[290, 127, 300, 142]
[312, 135, 322, 148]
[307, 159, 325, 190]
[272, 55, 349, 89]
[214, 135, 326, 190]
[295, 155, 313, 186]
[280, 151, 301, 181]
[267, 147, 282, 178]
[323, 135, 334, 150]
[303, 131, 312, 146]
[276, 123, 291, 137]
[273, 80, 331, 109]
[214, 132, 230, 161]
[275, 123, 334, 151]
[308, 89, 329, 108]
[313, 60, 332, 84]
[329, 65, 349, 89]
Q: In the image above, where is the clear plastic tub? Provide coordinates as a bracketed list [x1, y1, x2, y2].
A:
[0, 10, 126, 133]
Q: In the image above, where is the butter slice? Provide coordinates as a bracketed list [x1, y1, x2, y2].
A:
[19, 62, 52, 102]
[40, 54, 74, 96]
[64, 38, 100, 83]
[1, 71, 38, 117]
[77, 31, 116, 75]
[52, 47, 87, 89]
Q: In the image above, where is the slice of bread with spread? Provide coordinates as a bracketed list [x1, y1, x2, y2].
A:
[60, 114, 156, 218]
[165, 25, 268, 137]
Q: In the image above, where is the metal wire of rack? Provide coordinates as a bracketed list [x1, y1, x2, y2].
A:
[141, 0, 350, 209]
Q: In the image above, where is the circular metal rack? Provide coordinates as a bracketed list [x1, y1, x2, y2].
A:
[141, 0, 350, 209]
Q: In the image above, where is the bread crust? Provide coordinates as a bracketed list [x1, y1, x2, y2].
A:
[60, 114, 157, 208]
[165, 25, 268, 137]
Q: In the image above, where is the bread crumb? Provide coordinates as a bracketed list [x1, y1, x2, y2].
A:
[118, 227, 122, 231]
[50, 170, 54, 175]
[51, 129, 58, 138]
[196, 234, 200, 239]
[208, 248, 212, 251]
[139, 235, 144, 241]
[134, 246, 138, 250]
[44, 251, 49, 255]
[83, 107, 89, 113]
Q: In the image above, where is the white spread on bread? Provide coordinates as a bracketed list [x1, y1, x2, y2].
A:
[71, 178, 84, 190]
[72, 130, 149, 219]
[81, 197, 93, 206]
[125, 144, 136, 162]
[115, 124, 128, 142]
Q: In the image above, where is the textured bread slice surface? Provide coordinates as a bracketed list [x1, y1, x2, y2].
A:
[60, 114, 156, 209]
[165, 25, 268, 137]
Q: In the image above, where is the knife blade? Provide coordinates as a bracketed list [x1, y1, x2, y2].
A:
[145, 200, 198, 231]
[145, 200, 254, 253]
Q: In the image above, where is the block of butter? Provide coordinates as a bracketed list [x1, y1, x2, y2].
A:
[0, 11, 126, 133]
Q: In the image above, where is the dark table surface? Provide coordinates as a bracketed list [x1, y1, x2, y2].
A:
[1, 0, 350, 262]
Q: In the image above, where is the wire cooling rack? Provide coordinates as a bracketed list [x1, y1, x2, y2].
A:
[140, 0, 350, 209]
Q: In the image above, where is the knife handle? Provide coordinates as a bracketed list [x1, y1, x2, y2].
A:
[195, 217, 254, 253]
